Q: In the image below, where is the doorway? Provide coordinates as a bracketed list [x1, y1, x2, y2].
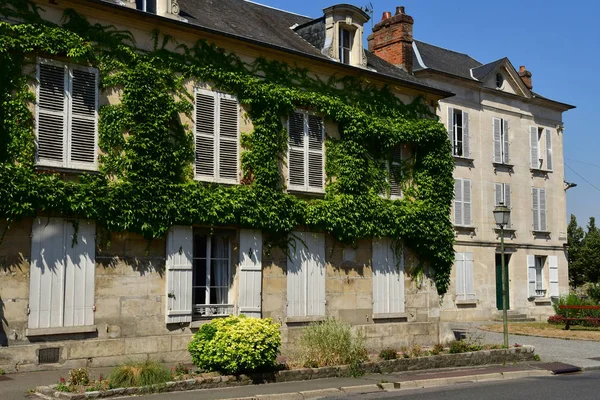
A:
[495, 253, 511, 310]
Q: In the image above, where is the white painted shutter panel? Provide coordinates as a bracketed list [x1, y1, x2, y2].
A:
[545, 128, 553, 171]
[455, 252, 465, 299]
[389, 145, 402, 198]
[463, 179, 472, 226]
[548, 255, 559, 297]
[527, 255, 536, 298]
[287, 231, 306, 317]
[539, 188, 547, 231]
[530, 126, 539, 169]
[307, 115, 324, 191]
[462, 111, 470, 158]
[532, 187, 540, 231]
[306, 232, 326, 316]
[504, 184, 512, 228]
[195, 90, 216, 179]
[372, 238, 404, 314]
[218, 94, 239, 183]
[29, 218, 66, 329]
[37, 62, 67, 166]
[494, 183, 503, 207]
[166, 226, 193, 324]
[238, 229, 262, 318]
[502, 119, 510, 164]
[454, 179, 463, 225]
[68, 68, 98, 169]
[447, 107, 454, 154]
[464, 252, 475, 300]
[493, 118, 502, 163]
[288, 112, 305, 189]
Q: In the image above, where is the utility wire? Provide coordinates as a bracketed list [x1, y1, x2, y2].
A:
[565, 158, 600, 170]
[565, 163, 600, 193]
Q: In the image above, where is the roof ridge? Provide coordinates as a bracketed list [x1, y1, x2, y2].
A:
[414, 39, 481, 65]
[243, 0, 312, 19]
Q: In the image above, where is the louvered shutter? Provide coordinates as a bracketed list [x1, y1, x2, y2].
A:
[530, 126, 539, 169]
[455, 252, 465, 299]
[539, 188, 547, 231]
[548, 256, 559, 297]
[545, 129, 553, 171]
[307, 115, 324, 191]
[389, 145, 402, 199]
[37, 62, 67, 166]
[527, 255, 536, 298]
[454, 179, 463, 225]
[306, 232, 326, 316]
[195, 89, 216, 179]
[532, 187, 540, 231]
[504, 183, 512, 228]
[462, 111, 470, 158]
[447, 107, 454, 154]
[493, 118, 502, 163]
[218, 94, 239, 183]
[464, 252, 475, 300]
[238, 229, 262, 318]
[287, 231, 306, 317]
[68, 67, 97, 169]
[165, 226, 193, 324]
[463, 179, 472, 226]
[502, 119, 510, 164]
[494, 183, 503, 208]
[372, 238, 404, 314]
[63, 220, 95, 327]
[288, 112, 306, 189]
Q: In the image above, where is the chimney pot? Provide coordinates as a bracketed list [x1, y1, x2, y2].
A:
[519, 65, 526, 73]
[381, 11, 392, 21]
[396, 6, 405, 15]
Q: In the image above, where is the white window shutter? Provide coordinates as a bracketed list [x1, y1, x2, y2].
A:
[68, 67, 98, 169]
[238, 229, 262, 318]
[532, 187, 540, 231]
[447, 107, 454, 153]
[307, 115, 324, 190]
[306, 232, 326, 316]
[464, 252, 475, 300]
[37, 62, 67, 166]
[493, 118, 502, 163]
[389, 145, 402, 198]
[218, 94, 239, 182]
[462, 111, 470, 158]
[545, 129, 553, 171]
[287, 231, 306, 317]
[195, 89, 216, 179]
[165, 226, 193, 324]
[494, 183, 503, 207]
[288, 112, 306, 189]
[527, 255, 536, 298]
[504, 183, 511, 228]
[548, 256, 559, 297]
[539, 188, 547, 231]
[29, 218, 66, 329]
[530, 126, 539, 169]
[63, 220, 95, 327]
[502, 119, 510, 164]
[372, 238, 404, 314]
[455, 252, 465, 299]
[463, 179, 472, 226]
[454, 179, 463, 225]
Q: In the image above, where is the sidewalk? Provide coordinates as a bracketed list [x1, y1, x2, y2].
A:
[1, 363, 551, 400]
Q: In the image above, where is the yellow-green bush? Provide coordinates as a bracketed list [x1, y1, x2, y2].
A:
[188, 315, 281, 375]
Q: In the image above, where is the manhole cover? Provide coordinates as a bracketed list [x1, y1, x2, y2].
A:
[535, 362, 581, 374]
[588, 357, 600, 362]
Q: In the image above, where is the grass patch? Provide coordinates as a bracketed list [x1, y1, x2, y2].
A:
[108, 360, 172, 388]
[481, 322, 600, 341]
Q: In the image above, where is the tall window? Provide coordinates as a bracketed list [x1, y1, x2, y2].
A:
[388, 145, 403, 199]
[494, 183, 511, 228]
[195, 88, 239, 183]
[372, 238, 405, 314]
[532, 187, 547, 231]
[454, 178, 472, 226]
[339, 27, 352, 64]
[287, 111, 324, 193]
[192, 231, 233, 317]
[447, 107, 470, 157]
[530, 126, 553, 171]
[135, 0, 156, 13]
[36, 59, 98, 170]
[527, 255, 546, 298]
[455, 252, 475, 301]
[493, 118, 509, 164]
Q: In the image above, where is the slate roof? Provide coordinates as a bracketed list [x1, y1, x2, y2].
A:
[471, 58, 507, 81]
[413, 40, 481, 79]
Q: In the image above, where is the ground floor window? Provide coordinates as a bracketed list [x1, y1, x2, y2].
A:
[455, 252, 475, 301]
[528, 254, 547, 298]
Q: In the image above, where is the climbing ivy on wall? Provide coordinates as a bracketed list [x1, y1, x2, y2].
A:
[0, 0, 455, 294]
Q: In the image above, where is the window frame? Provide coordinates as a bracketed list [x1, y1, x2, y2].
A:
[287, 109, 325, 193]
[339, 26, 353, 65]
[454, 178, 472, 227]
[135, 0, 156, 13]
[530, 125, 553, 172]
[494, 182, 512, 228]
[448, 107, 470, 158]
[35, 58, 99, 171]
[455, 252, 475, 301]
[532, 187, 548, 232]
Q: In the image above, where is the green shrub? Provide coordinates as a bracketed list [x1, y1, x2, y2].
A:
[409, 344, 423, 358]
[378, 348, 398, 360]
[587, 283, 600, 304]
[296, 318, 368, 368]
[108, 360, 172, 388]
[188, 315, 281, 375]
[68, 368, 90, 386]
[448, 340, 470, 354]
[431, 344, 444, 355]
[553, 294, 600, 326]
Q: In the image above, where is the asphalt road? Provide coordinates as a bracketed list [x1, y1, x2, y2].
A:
[331, 370, 600, 400]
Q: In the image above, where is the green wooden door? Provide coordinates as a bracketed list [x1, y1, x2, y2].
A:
[496, 254, 510, 310]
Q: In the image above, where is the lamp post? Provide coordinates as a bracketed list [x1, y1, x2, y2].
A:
[493, 202, 511, 348]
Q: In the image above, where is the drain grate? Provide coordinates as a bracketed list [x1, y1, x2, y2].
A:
[38, 347, 60, 364]
[535, 362, 581, 374]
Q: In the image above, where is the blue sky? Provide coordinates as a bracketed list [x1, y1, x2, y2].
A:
[253, 0, 599, 229]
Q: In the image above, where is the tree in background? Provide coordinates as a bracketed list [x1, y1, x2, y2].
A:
[568, 215, 600, 287]
[568, 214, 585, 287]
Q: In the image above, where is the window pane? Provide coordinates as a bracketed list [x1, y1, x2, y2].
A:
[192, 286, 206, 306]
[192, 259, 206, 287]
[194, 234, 207, 258]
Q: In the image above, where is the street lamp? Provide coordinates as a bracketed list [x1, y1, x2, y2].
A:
[493, 202, 511, 348]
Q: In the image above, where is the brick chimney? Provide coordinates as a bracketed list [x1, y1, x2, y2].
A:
[367, 6, 414, 74]
[519, 65, 533, 90]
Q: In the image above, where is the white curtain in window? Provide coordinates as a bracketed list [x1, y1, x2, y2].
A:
[212, 235, 229, 304]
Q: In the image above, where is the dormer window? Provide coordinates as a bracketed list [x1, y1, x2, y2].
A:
[136, 0, 156, 13]
[496, 73, 504, 88]
[339, 27, 352, 64]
